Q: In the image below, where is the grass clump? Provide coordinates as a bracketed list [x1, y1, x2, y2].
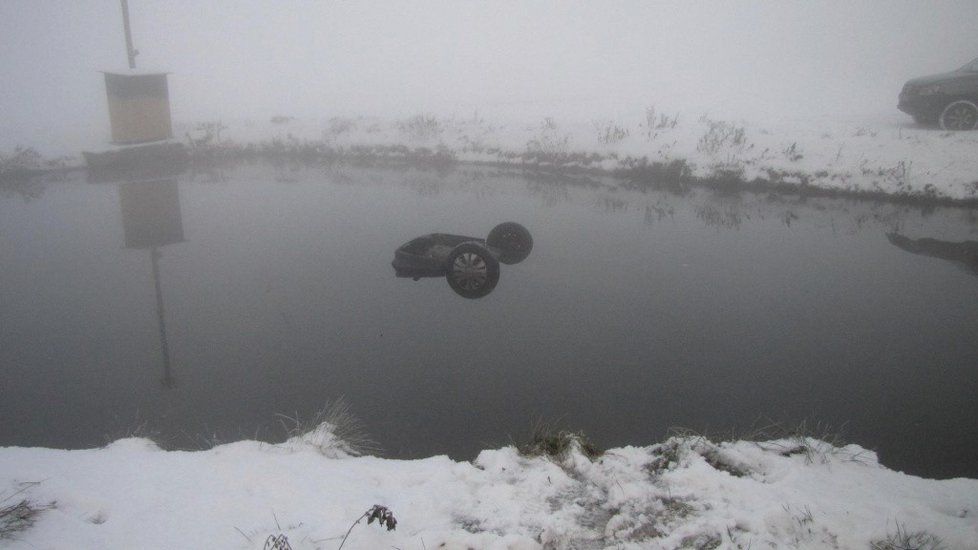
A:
[870, 523, 945, 550]
[517, 419, 602, 461]
[277, 397, 379, 457]
[1, 482, 55, 541]
[679, 532, 722, 549]
[0, 500, 51, 539]
[1, 146, 71, 181]
[0, 146, 42, 176]
[262, 533, 293, 550]
[747, 418, 864, 465]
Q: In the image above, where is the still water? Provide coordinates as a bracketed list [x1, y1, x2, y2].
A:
[2, 162, 977, 479]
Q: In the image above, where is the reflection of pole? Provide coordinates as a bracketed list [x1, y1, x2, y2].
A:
[151, 247, 174, 388]
[121, 0, 137, 69]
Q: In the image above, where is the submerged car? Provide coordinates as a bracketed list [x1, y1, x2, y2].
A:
[392, 222, 533, 299]
[898, 57, 978, 130]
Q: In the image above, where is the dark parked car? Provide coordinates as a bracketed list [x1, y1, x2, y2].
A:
[898, 57, 978, 130]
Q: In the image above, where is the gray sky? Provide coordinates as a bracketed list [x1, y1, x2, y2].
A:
[2, 1, 976, 151]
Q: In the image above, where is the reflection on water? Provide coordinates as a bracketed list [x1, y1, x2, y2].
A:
[1, 162, 977, 479]
[119, 180, 185, 388]
[887, 233, 978, 276]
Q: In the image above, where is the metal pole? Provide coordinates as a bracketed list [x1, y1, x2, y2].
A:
[121, 0, 137, 69]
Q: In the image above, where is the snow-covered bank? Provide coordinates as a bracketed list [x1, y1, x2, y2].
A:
[179, 111, 978, 203]
[2, 433, 976, 549]
[5, 110, 978, 204]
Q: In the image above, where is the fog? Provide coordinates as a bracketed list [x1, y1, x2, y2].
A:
[1, 1, 976, 152]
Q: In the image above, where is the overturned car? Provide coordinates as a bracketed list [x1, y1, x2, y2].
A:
[392, 222, 533, 299]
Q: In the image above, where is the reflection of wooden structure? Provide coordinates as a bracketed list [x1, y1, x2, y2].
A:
[119, 180, 185, 388]
[120, 180, 184, 248]
[104, 72, 173, 144]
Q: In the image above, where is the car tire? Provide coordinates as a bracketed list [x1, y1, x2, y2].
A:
[938, 100, 978, 131]
[444, 242, 499, 299]
[486, 222, 533, 265]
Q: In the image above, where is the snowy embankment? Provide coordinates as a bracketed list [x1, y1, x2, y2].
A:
[3, 110, 977, 203]
[2, 431, 976, 549]
[174, 110, 978, 203]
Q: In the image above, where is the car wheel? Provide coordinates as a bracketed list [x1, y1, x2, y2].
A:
[486, 222, 533, 265]
[445, 242, 499, 299]
[938, 100, 978, 131]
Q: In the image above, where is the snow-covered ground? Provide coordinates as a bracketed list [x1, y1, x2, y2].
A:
[175, 111, 978, 202]
[2, 430, 976, 549]
[5, 109, 978, 203]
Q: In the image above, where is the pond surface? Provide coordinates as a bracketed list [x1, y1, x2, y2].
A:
[2, 162, 977, 479]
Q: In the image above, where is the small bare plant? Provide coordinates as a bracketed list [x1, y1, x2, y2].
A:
[783, 503, 815, 535]
[594, 121, 630, 144]
[186, 121, 227, 148]
[327, 117, 357, 136]
[870, 523, 945, 550]
[782, 142, 804, 162]
[525, 118, 571, 157]
[862, 161, 912, 190]
[398, 114, 442, 140]
[337, 505, 397, 550]
[644, 107, 679, 142]
[646, 106, 679, 129]
[697, 117, 748, 155]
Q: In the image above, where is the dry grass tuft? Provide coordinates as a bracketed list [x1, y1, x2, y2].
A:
[1, 482, 55, 541]
[278, 397, 380, 457]
[517, 418, 602, 461]
[871, 523, 945, 550]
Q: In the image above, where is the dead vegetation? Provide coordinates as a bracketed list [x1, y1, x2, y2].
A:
[277, 398, 380, 457]
[1, 482, 55, 541]
[871, 523, 945, 550]
[516, 418, 602, 461]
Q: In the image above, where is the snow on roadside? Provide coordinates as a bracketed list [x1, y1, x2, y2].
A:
[176, 110, 978, 202]
[1, 433, 976, 549]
